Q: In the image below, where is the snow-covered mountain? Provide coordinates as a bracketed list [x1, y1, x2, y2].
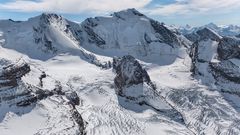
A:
[80, 8, 190, 65]
[189, 27, 240, 89]
[0, 9, 240, 135]
[179, 23, 240, 37]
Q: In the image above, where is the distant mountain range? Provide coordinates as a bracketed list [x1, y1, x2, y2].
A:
[179, 22, 240, 37]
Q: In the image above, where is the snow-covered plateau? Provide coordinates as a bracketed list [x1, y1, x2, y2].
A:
[0, 9, 240, 135]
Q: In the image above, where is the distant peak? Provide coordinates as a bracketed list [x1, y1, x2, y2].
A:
[198, 27, 218, 35]
[207, 22, 217, 26]
[205, 22, 218, 29]
[196, 27, 222, 41]
[125, 8, 144, 15]
[185, 24, 191, 28]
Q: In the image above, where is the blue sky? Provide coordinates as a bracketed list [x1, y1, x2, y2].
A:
[0, 0, 240, 26]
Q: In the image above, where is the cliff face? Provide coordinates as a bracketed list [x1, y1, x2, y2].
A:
[217, 37, 240, 60]
[0, 59, 31, 105]
[113, 55, 151, 93]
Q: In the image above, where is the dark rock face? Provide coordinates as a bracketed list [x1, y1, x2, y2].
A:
[189, 42, 199, 75]
[131, 8, 145, 16]
[113, 55, 152, 93]
[0, 62, 30, 88]
[33, 25, 58, 53]
[83, 25, 106, 48]
[210, 60, 240, 83]
[42, 34, 57, 53]
[218, 37, 240, 60]
[40, 13, 63, 25]
[81, 16, 106, 48]
[71, 107, 86, 135]
[66, 91, 80, 106]
[2, 62, 30, 79]
[0, 61, 34, 106]
[39, 71, 47, 87]
[84, 18, 98, 27]
[150, 20, 179, 47]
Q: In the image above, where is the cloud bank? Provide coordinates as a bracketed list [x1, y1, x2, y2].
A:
[147, 0, 240, 16]
[0, 0, 151, 14]
[0, 0, 239, 16]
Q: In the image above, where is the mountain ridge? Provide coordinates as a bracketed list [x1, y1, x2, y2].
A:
[179, 22, 240, 37]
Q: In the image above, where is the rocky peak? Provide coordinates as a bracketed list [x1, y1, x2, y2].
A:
[196, 27, 222, 41]
[185, 24, 192, 29]
[111, 8, 145, 19]
[205, 22, 219, 29]
[40, 13, 64, 25]
[113, 55, 152, 94]
[185, 27, 222, 43]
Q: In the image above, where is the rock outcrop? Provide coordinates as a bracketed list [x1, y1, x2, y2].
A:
[0, 59, 32, 105]
[113, 55, 152, 94]
[112, 55, 183, 123]
[0, 61, 30, 88]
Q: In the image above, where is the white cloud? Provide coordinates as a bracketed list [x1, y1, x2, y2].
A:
[0, 0, 151, 14]
[146, 0, 240, 16]
[1, 0, 239, 18]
